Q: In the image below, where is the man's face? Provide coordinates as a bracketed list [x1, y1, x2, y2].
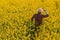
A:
[38, 10, 42, 14]
[38, 11, 41, 14]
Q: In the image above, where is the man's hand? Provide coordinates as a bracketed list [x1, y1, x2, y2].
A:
[42, 8, 49, 15]
[42, 8, 46, 11]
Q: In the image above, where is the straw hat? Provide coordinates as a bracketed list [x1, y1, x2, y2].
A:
[37, 8, 44, 12]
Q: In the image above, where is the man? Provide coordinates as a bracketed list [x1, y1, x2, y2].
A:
[31, 8, 49, 26]
[31, 8, 49, 37]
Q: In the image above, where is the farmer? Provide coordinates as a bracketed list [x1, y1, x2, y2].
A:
[31, 8, 49, 37]
[31, 8, 49, 27]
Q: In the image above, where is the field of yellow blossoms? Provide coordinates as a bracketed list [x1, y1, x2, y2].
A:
[0, 0, 60, 40]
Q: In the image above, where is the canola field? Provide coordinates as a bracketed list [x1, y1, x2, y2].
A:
[0, 0, 60, 40]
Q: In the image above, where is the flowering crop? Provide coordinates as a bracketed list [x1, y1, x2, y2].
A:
[0, 0, 60, 40]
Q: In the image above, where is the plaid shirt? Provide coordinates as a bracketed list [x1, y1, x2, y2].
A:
[31, 12, 49, 26]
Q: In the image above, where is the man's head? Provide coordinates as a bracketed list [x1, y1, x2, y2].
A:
[37, 8, 44, 14]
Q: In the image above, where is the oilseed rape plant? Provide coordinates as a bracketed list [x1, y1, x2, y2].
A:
[0, 0, 60, 40]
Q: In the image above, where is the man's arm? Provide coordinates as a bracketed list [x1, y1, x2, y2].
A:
[42, 9, 49, 17]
